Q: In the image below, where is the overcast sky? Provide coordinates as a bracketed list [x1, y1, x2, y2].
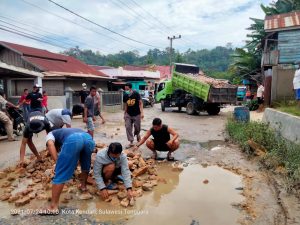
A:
[0, 0, 272, 55]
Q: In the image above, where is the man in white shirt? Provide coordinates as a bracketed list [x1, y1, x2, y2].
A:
[256, 82, 265, 113]
[45, 108, 72, 129]
[293, 64, 300, 107]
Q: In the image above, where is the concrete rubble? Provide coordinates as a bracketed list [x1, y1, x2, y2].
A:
[0, 143, 175, 209]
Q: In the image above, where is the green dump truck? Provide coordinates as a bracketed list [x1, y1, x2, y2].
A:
[156, 63, 237, 115]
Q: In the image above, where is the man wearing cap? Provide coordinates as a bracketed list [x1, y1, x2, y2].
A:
[45, 108, 72, 129]
[42, 128, 95, 214]
[79, 83, 90, 106]
[19, 111, 51, 166]
[93, 142, 133, 200]
[26, 84, 43, 112]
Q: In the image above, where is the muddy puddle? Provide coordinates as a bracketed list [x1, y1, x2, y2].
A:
[0, 163, 243, 224]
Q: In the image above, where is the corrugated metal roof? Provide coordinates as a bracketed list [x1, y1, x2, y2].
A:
[0, 41, 108, 78]
[265, 11, 300, 31]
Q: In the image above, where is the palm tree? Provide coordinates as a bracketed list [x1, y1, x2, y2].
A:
[261, 0, 300, 15]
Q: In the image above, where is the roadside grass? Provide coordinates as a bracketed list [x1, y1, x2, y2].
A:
[273, 100, 300, 117]
[226, 119, 300, 191]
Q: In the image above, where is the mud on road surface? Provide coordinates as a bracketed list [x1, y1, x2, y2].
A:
[0, 104, 299, 225]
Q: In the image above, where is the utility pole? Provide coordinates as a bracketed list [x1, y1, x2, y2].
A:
[168, 35, 181, 77]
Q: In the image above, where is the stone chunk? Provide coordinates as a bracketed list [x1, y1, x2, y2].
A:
[142, 183, 153, 191]
[0, 171, 7, 179]
[120, 198, 129, 207]
[79, 192, 93, 200]
[203, 179, 209, 184]
[132, 166, 148, 177]
[132, 180, 143, 188]
[15, 197, 30, 207]
[117, 191, 127, 200]
[0, 193, 12, 201]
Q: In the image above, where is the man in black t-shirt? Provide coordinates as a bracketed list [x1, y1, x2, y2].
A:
[133, 118, 179, 161]
[123, 83, 144, 147]
[26, 84, 43, 112]
[19, 111, 51, 166]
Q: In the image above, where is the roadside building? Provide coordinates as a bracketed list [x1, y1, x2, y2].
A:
[262, 11, 300, 104]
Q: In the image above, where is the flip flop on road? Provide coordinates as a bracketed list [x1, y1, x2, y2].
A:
[167, 153, 175, 161]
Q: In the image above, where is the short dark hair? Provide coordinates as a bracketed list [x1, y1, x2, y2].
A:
[43, 90, 46, 94]
[24, 88, 28, 92]
[90, 86, 97, 91]
[108, 142, 123, 154]
[125, 83, 132, 88]
[152, 118, 162, 126]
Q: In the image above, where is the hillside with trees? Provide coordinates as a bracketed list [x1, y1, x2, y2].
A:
[62, 46, 234, 80]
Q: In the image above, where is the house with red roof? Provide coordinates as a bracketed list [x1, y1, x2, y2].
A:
[0, 41, 110, 108]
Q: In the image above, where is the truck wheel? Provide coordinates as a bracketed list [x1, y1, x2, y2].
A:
[186, 102, 196, 115]
[207, 105, 220, 115]
[161, 100, 165, 112]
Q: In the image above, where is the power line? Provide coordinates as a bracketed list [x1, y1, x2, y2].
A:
[0, 14, 114, 54]
[19, 0, 141, 51]
[127, 0, 200, 48]
[48, 0, 161, 49]
[0, 19, 76, 48]
[0, 26, 69, 50]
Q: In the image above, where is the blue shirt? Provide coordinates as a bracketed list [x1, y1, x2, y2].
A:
[46, 128, 84, 148]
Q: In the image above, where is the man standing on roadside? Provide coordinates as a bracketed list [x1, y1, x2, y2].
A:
[293, 61, 300, 107]
[84, 86, 97, 138]
[26, 84, 43, 112]
[256, 82, 265, 113]
[18, 88, 31, 122]
[123, 83, 144, 147]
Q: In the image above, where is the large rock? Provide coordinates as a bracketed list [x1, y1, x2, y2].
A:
[0, 193, 12, 201]
[79, 192, 93, 200]
[142, 183, 153, 191]
[107, 190, 119, 195]
[117, 191, 127, 200]
[15, 197, 30, 207]
[138, 158, 147, 168]
[132, 166, 149, 177]
[64, 193, 73, 201]
[8, 195, 20, 203]
[132, 180, 143, 188]
[36, 192, 48, 200]
[1, 181, 11, 188]
[0, 171, 7, 179]
[133, 189, 143, 198]
[120, 198, 129, 207]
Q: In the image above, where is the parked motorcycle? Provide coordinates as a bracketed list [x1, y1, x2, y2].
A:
[0, 107, 25, 137]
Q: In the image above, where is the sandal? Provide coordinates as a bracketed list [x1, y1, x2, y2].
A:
[167, 152, 175, 161]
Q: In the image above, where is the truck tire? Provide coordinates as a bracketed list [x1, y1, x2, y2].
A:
[186, 102, 196, 115]
[206, 104, 220, 115]
[161, 100, 165, 112]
